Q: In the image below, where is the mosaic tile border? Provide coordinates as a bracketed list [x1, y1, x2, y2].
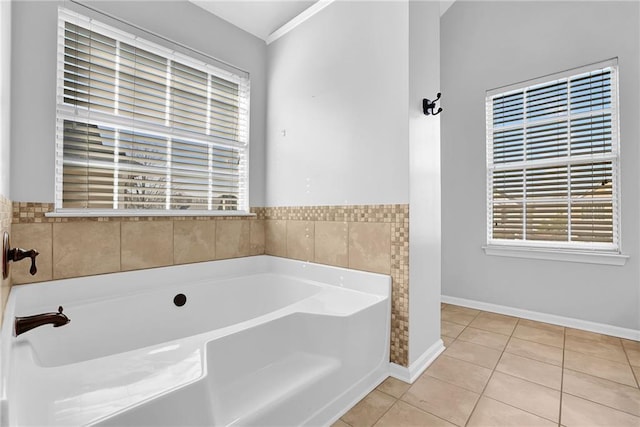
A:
[264, 204, 409, 367]
[12, 202, 265, 223]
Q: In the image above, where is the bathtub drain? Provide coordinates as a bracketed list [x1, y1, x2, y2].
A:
[173, 293, 187, 307]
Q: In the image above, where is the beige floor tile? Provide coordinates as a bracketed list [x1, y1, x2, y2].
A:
[457, 327, 509, 350]
[564, 350, 637, 387]
[341, 390, 396, 427]
[563, 369, 640, 416]
[512, 324, 564, 348]
[622, 339, 640, 352]
[443, 305, 481, 317]
[565, 328, 622, 346]
[469, 312, 518, 336]
[483, 372, 560, 422]
[442, 336, 456, 347]
[565, 334, 628, 364]
[401, 375, 479, 426]
[505, 337, 563, 366]
[442, 320, 465, 338]
[425, 355, 493, 393]
[496, 352, 562, 390]
[444, 340, 502, 369]
[374, 400, 455, 427]
[467, 396, 557, 427]
[625, 347, 640, 367]
[517, 318, 565, 334]
[561, 393, 640, 426]
[633, 366, 640, 387]
[441, 302, 448, 309]
[377, 377, 411, 399]
[332, 419, 351, 427]
[441, 309, 476, 326]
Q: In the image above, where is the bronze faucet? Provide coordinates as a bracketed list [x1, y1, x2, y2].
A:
[14, 306, 70, 337]
[7, 247, 39, 275]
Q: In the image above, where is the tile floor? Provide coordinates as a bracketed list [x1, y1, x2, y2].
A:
[335, 303, 640, 426]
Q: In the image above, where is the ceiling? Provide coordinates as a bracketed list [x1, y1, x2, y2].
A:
[190, 1, 456, 43]
[190, 1, 316, 41]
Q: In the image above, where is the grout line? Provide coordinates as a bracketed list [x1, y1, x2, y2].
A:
[621, 343, 640, 389]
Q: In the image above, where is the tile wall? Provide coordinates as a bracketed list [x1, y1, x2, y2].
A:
[263, 204, 409, 367]
[10, 203, 265, 284]
[11, 202, 410, 367]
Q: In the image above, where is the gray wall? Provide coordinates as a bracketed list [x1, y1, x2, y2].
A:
[441, 1, 640, 330]
[10, 0, 267, 206]
[0, 0, 10, 198]
[265, 1, 409, 206]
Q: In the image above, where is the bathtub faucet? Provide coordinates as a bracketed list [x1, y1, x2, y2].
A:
[14, 306, 70, 337]
[7, 247, 39, 275]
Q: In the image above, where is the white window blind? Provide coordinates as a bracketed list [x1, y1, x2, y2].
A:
[486, 59, 620, 252]
[55, 9, 250, 214]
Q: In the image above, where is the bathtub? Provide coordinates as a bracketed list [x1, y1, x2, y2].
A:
[0, 256, 390, 426]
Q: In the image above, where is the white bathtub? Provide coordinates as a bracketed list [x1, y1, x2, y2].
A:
[0, 256, 390, 426]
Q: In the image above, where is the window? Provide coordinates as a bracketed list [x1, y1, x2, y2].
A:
[55, 9, 250, 214]
[486, 59, 620, 253]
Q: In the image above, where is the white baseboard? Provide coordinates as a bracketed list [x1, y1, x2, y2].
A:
[442, 295, 640, 341]
[388, 339, 445, 384]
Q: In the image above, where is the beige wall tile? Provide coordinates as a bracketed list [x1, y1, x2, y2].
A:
[173, 220, 215, 264]
[215, 220, 250, 260]
[53, 222, 120, 279]
[286, 220, 314, 261]
[250, 220, 265, 255]
[314, 221, 348, 267]
[121, 221, 173, 271]
[349, 222, 391, 274]
[265, 220, 286, 257]
[11, 223, 53, 283]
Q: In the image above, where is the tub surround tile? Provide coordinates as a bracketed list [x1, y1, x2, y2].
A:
[121, 221, 173, 271]
[265, 220, 287, 257]
[467, 396, 557, 427]
[249, 219, 265, 255]
[374, 400, 456, 427]
[401, 375, 480, 426]
[340, 390, 395, 427]
[314, 221, 348, 267]
[53, 222, 120, 279]
[376, 376, 411, 399]
[564, 349, 637, 387]
[562, 369, 640, 416]
[561, 393, 640, 426]
[11, 223, 53, 283]
[483, 371, 560, 422]
[215, 220, 251, 260]
[286, 220, 314, 262]
[173, 220, 215, 264]
[348, 222, 391, 275]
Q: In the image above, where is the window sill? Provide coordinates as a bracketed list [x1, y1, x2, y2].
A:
[483, 245, 628, 266]
[45, 210, 256, 218]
